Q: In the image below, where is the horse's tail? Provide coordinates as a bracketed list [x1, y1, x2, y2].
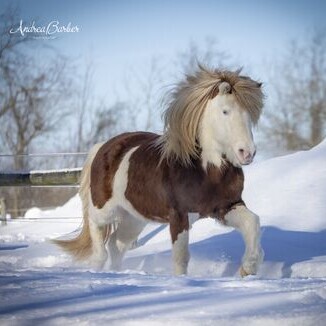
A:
[53, 142, 109, 260]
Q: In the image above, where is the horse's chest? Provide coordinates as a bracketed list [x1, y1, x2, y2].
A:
[171, 164, 244, 216]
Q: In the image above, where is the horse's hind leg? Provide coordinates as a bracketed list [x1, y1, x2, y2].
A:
[88, 219, 109, 270]
[108, 213, 146, 270]
[224, 205, 264, 276]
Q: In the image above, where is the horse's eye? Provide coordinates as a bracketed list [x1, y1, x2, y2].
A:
[223, 110, 228, 115]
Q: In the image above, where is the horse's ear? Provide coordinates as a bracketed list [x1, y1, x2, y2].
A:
[218, 82, 231, 95]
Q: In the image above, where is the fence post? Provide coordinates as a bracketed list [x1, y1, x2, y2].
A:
[0, 198, 7, 226]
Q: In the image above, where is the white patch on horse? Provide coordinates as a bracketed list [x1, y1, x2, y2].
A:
[172, 230, 190, 275]
[111, 147, 151, 222]
[224, 205, 264, 275]
[89, 146, 147, 225]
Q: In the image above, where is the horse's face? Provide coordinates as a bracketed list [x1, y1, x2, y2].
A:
[200, 92, 256, 167]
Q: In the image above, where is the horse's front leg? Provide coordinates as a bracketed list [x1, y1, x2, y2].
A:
[224, 204, 264, 277]
[169, 210, 190, 275]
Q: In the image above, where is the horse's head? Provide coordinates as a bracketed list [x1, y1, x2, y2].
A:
[199, 79, 263, 167]
[159, 66, 264, 168]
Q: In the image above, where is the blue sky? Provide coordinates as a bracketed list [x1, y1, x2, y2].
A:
[1, 0, 326, 113]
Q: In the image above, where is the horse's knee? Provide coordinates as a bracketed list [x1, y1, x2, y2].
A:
[247, 211, 260, 225]
[243, 212, 260, 235]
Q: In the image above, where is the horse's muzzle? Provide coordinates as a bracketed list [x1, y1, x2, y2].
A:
[237, 148, 256, 165]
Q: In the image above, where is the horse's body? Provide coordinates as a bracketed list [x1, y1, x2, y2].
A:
[55, 66, 265, 276]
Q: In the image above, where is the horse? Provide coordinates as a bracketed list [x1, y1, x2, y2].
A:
[54, 65, 265, 277]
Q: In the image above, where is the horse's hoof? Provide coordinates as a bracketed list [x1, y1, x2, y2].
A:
[239, 266, 250, 278]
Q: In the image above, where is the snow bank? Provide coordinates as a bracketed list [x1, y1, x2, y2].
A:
[244, 139, 326, 231]
[24, 193, 82, 219]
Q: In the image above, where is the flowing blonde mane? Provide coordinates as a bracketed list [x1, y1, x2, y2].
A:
[156, 65, 264, 166]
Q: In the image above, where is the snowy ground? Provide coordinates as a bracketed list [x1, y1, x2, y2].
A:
[1, 141, 326, 325]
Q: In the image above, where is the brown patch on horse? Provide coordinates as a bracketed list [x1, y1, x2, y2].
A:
[90, 132, 158, 209]
[125, 136, 171, 222]
[167, 159, 245, 220]
[126, 141, 245, 225]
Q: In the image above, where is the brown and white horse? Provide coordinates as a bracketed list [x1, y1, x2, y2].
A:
[55, 66, 265, 277]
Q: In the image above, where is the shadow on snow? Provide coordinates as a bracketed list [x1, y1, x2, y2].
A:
[125, 226, 326, 278]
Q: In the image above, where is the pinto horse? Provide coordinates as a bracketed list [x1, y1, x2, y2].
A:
[54, 66, 265, 277]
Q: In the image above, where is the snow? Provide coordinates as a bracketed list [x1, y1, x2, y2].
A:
[0, 140, 326, 325]
[243, 139, 326, 232]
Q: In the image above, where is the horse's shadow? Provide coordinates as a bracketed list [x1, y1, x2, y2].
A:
[125, 226, 326, 278]
[190, 226, 326, 278]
